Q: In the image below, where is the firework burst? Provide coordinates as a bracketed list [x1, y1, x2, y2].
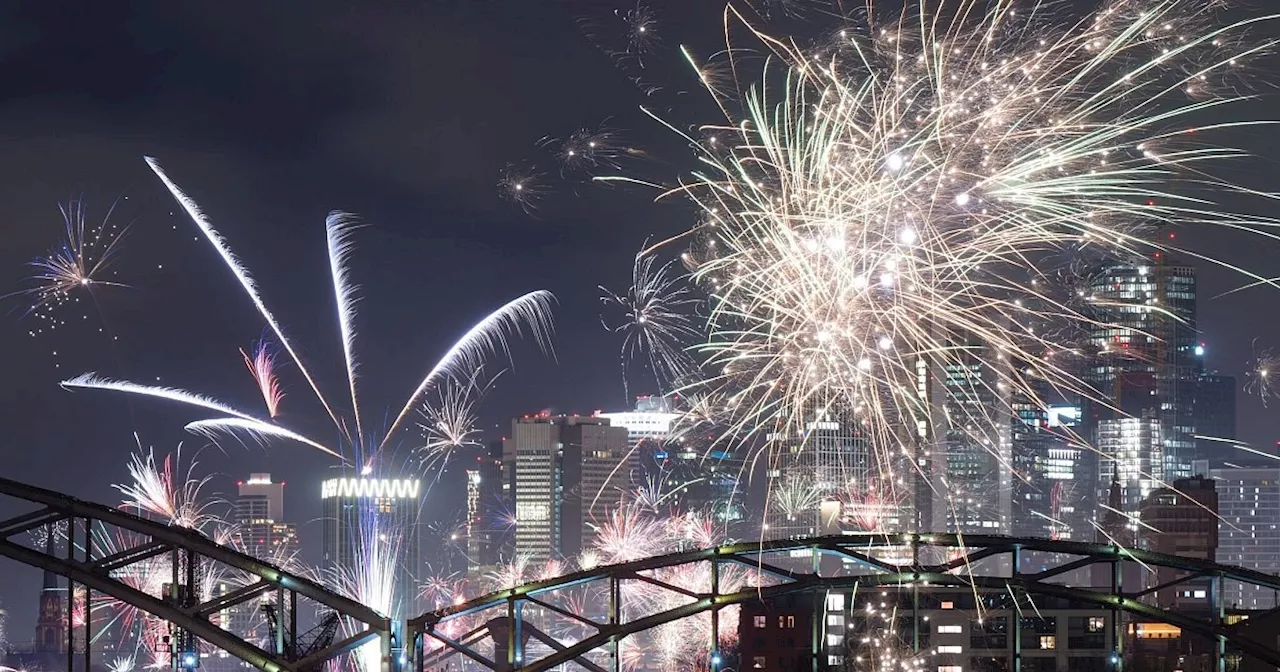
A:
[592, 0, 1280, 539]
[63, 158, 555, 469]
[600, 250, 702, 394]
[1245, 340, 1278, 406]
[415, 370, 493, 474]
[115, 446, 217, 529]
[6, 198, 130, 326]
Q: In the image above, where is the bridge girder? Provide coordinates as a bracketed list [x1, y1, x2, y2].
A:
[0, 476, 391, 672]
[410, 534, 1280, 672]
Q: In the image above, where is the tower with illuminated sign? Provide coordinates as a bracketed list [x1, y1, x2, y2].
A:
[320, 474, 423, 619]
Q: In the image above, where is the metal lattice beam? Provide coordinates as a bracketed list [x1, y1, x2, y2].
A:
[411, 534, 1280, 672]
[0, 476, 392, 672]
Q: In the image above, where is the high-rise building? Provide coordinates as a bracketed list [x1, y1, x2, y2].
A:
[598, 395, 678, 482]
[1097, 412, 1164, 519]
[502, 414, 632, 562]
[233, 474, 299, 563]
[1084, 260, 1200, 522]
[320, 474, 423, 619]
[1209, 467, 1280, 609]
[227, 474, 298, 649]
[1138, 476, 1217, 609]
[1011, 388, 1087, 541]
[764, 411, 869, 540]
[1192, 373, 1237, 466]
[930, 335, 1012, 536]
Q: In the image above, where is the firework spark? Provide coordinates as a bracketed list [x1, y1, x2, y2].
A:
[65, 159, 555, 468]
[498, 162, 547, 213]
[241, 339, 284, 418]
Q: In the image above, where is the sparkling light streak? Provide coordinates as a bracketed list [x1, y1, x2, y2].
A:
[66, 160, 556, 468]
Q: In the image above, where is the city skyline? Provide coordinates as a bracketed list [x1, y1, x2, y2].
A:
[3, 2, 1280, 670]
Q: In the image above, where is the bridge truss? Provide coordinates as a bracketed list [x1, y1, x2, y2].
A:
[409, 534, 1280, 672]
[0, 476, 392, 672]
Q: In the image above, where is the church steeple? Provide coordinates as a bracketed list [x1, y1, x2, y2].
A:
[33, 531, 65, 654]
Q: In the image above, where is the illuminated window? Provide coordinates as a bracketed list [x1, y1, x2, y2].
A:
[939, 667, 963, 672]
[937, 625, 963, 634]
[1088, 617, 1105, 632]
[941, 601, 955, 610]
[1193, 590, 1207, 599]
[1040, 636, 1056, 650]
[827, 594, 846, 611]
[754, 616, 766, 628]
[937, 646, 963, 654]
[752, 657, 767, 669]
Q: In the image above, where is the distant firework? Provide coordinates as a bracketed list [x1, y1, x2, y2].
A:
[599, 250, 701, 395]
[4, 198, 130, 364]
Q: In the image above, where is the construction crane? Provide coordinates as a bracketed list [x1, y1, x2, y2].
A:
[261, 603, 341, 671]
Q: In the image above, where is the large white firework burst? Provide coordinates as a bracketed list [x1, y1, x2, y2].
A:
[615, 0, 1280, 530]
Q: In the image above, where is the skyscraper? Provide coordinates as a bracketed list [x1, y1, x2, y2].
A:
[1192, 372, 1237, 466]
[1085, 259, 1199, 522]
[228, 474, 298, 648]
[502, 414, 632, 562]
[598, 395, 678, 481]
[930, 335, 1012, 535]
[764, 411, 868, 540]
[1209, 466, 1280, 609]
[1011, 388, 1087, 541]
[320, 474, 423, 619]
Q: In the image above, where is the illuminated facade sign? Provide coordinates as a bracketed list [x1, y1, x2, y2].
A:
[320, 477, 420, 500]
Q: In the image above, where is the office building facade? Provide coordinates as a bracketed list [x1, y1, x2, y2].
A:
[1084, 260, 1199, 523]
[1210, 467, 1280, 609]
[502, 414, 632, 562]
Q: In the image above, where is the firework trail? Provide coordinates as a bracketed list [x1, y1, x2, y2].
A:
[1245, 340, 1278, 406]
[63, 158, 555, 470]
[241, 339, 285, 418]
[324, 518, 403, 672]
[589, 0, 1280, 540]
[600, 250, 702, 396]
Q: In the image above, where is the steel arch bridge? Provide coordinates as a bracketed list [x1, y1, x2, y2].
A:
[0, 476, 393, 672]
[409, 534, 1280, 672]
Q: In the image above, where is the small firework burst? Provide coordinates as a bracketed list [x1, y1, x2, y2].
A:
[416, 371, 493, 473]
[600, 250, 701, 394]
[618, 2, 659, 65]
[497, 163, 547, 213]
[7, 198, 130, 325]
[1246, 341, 1279, 406]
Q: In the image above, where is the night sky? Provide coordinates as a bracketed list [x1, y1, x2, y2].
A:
[1, 0, 1280, 639]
